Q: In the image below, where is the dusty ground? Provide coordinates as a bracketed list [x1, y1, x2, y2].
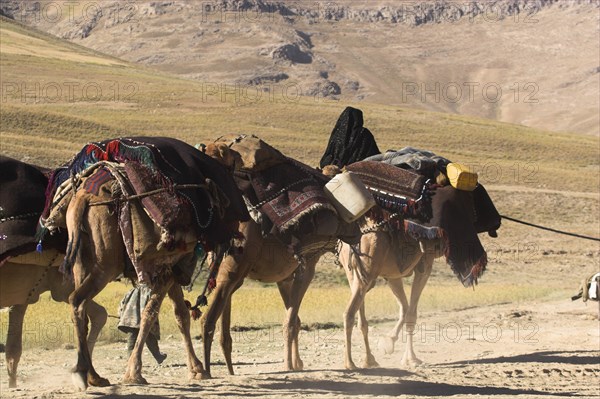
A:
[1, 297, 598, 399]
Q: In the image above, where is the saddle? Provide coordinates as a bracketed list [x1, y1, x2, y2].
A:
[211, 134, 359, 254]
[41, 137, 249, 282]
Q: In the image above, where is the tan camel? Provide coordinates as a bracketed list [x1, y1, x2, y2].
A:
[337, 187, 496, 369]
[337, 223, 442, 369]
[199, 220, 329, 377]
[62, 183, 205, 390]
[200, 138, 342, 378]
[1, 254, 107, 388]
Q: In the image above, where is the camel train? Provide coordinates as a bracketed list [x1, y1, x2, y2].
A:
[0, 107, 500, 390]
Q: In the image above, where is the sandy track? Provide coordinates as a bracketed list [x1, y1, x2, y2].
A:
[1, 298, 598, 399]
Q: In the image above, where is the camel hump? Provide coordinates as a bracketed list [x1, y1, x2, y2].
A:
[213, 134, 287, 172]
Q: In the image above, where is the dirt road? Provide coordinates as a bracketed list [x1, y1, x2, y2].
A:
[1, 296, 598, 399]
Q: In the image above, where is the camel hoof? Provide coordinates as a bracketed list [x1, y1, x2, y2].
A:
[345, 361, 358, 371]
[364, 358, 380, 368]
[123, 374, 148, 385]
[8, 379, 17, 389]
[293, 359, 304, 371]
[190, 371, 203, 381]
[379, 336, 396, 355]
[400, 356, 423, 367]
[200, 371, 212, 380]
[71, 371, 88, 391]
[88, 375, 111, 387]
[189, 363, 209, 380]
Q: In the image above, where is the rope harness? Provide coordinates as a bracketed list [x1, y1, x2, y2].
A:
[500, 215, 600, 242]
[24, 251, 61, 304]
[88, 183, 212, 207]
[0, 212, 42, 224]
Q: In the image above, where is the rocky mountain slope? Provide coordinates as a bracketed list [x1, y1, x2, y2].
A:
[1, 0, 599, 134]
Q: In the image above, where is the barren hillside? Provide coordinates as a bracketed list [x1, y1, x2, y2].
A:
[2, 0, 598, 134]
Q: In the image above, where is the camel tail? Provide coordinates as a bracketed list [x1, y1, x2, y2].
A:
[62, 192, 88, 279]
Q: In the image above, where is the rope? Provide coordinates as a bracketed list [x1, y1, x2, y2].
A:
[0, 212, 41, 223]
[88, 183, 209, 206]
[500, 214, 600, 242]
[25, 251, 61, 304]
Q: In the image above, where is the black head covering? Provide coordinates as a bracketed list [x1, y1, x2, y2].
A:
[320, 107, 380, 168]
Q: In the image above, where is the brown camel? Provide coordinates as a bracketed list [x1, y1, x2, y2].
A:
[60, 181, 206, 389]
[199, 220, 330, 377]
[200, 136, 348, 378]
[1, 256, 107, 388]
[41, 137, 248, 390]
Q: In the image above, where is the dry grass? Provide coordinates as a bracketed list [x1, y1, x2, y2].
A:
[0, 277, 559, 350]
[1, 18, 598, 193]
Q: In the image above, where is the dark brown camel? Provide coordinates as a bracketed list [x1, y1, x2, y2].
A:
[199, 220, 329, 377]
[0, 155, 107, 388]
[1, 256, 108, 388]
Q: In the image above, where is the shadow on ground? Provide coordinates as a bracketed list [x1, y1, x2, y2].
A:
[443, 350, 600, 366]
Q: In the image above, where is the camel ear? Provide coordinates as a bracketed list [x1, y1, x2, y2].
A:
[206, 143, 235, 168]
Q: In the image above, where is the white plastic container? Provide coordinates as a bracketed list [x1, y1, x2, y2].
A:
[324, 172, 376, 223]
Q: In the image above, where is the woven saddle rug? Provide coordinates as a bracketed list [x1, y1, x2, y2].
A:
[210, 134, 343, 253]
[47, 163, 196, 283]
[41, 137, 249, 281]
[215, 134, 337, 235]
[353, 169, 490, 287]
[248, 159, 335, 233]
[346, 160, 434, 222]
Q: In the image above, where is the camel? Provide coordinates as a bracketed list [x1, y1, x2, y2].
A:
[198, 220, 330, 377]
[64, 190, 202, 388]
[40, 137, 248, 390]
[337, 221, 440, 369]
[199, 136, 351, 378]
[0, 155, 107, 388]
[336, 182, 499, 369]
[316, 106, 500, 369]
[1, 259, 107, 388]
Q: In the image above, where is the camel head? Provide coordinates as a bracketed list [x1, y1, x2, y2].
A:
[204, 142, 239, 170]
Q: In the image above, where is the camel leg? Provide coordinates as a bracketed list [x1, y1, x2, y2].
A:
[69, 269, 112, 390]
[400, 257, 433, 367]
[290, 314, 303, 371]
[220, 295, 235, 375]
[5, 304, 27, 388]
[276, 277, 302, 371]
[380, 277, 409, 355]
[123, 280, 170, 385]
[343, 271, 367, 370]
[358, 300, 379, 368]
[200, 277, 239, 379]
[86, 300, 108, 356]
[279, 261, 315, 371]
[166, 282, 205, 380]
